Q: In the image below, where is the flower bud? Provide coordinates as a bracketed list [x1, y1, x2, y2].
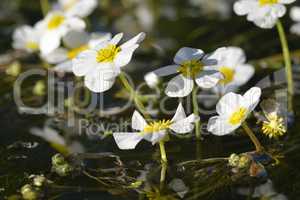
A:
[20, 184, 41, 200]
[228, 153, 240, 167]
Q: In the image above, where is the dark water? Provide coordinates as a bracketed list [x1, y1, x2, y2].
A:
[1, 0, 300, 199]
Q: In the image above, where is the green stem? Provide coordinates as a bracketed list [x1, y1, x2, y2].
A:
[242, 122, 264, 152]
[159, 141, 167, 163]
[160, 162, 167, 186]
[118, 72, 150, 119]
[40, 0, 50, 16]
[192, 85, 201, 139]
[276, 20, 294, 96]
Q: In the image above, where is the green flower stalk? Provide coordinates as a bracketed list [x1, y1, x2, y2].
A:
[276, 20, 294, 96]
[192, 86, 201, 140]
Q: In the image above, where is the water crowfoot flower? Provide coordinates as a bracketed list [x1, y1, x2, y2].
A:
[113, 103, 199, 162]
[150, 47, 224, 97]
[290, 7, 300, 35]
[72, 32, 145, 93]
[37, 11, 86, 54]
[12, 25, 41, 53]
[209, 47, 255, 93]
[207, 87, 264, 151]
[43, 30, 111, 73]
[234, 0, 296, 29]
[259, 99, 286, 138]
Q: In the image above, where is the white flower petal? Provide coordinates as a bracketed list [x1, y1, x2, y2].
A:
[42, 48, 68, 64]
[53, 61, 73, 73]
[65, 0, 98, 18]
[171, 103, 186, 122]
[72, 50, 97, 76]
[233, 0, 257, 16]
[40, 31, 61, 54]
[62, 30, 89, 49]
[174, 47, 204, 64]
[279, 0, 296, 4]
[65, 17, 86, 31]
[110, 33, 123, 45]
[211, 47, 246, 68]
[84, 68, 117, 93]
[114, 45, 139, 67]
[243, 87, 261, 111]
[290, 6, 300, 22]
[216, 92, 243, 116]
[165, 75, 194, 97]
[132, 111, 148, 131]
[195, 71, 223, 89]
[233, 64, 255, 86]
[251, 5, 285, 29]
[88, 32, 112, 48]
[207, 116, 238, 136]
[151, 65, 179, 77]
[113, 132, 143, 149]
[170, 114, 199, 134]
[120, 32, 146, 49]
[149, 130, 167, 145]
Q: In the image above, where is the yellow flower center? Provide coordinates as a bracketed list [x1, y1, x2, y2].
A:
[47, 14, 65, 30]
[142, 120, 172, 133]
[67, 45, 89, 59]
[219, 67, 235, 84]
[25, 41, 39, 50]
[259, 0, 278, 6]
[262, 114, 286, 138]
[177, 59, 204, 78]
[229, 107, 248, 125]
[96, 44, 121, 63]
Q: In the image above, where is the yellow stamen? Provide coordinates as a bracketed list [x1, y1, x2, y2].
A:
[177, 59, 204, 78]
[25, 41, 39, 50]
[262, 114, 286, 138]
[96, 44, 121, 63]
[67, 45, 89, 59]
[142, 119, 172, 133]
[229, 107, 248, 125]
[259, 0, 278, 6]
[219, 67, 235, 84]
[47, 14, 65, 30]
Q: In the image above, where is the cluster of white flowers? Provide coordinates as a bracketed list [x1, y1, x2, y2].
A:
[11, 0, 293, 156]
[13, 0, 98, 54]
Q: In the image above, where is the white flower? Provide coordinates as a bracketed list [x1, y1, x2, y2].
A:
[151, 47, 224, 97]
[290, 6, 300, 35]
[72, 32, 145, 93]
[234, 0, 296, 29]
[113, 103, 199, 149]
[56, 0, 98, 18]
[38, 11, 86, 54]
[209, 47, 255, 93]
[12, 25, 41, 53]
[43, 30, 111, 73]
[207, 87, 261, 136]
